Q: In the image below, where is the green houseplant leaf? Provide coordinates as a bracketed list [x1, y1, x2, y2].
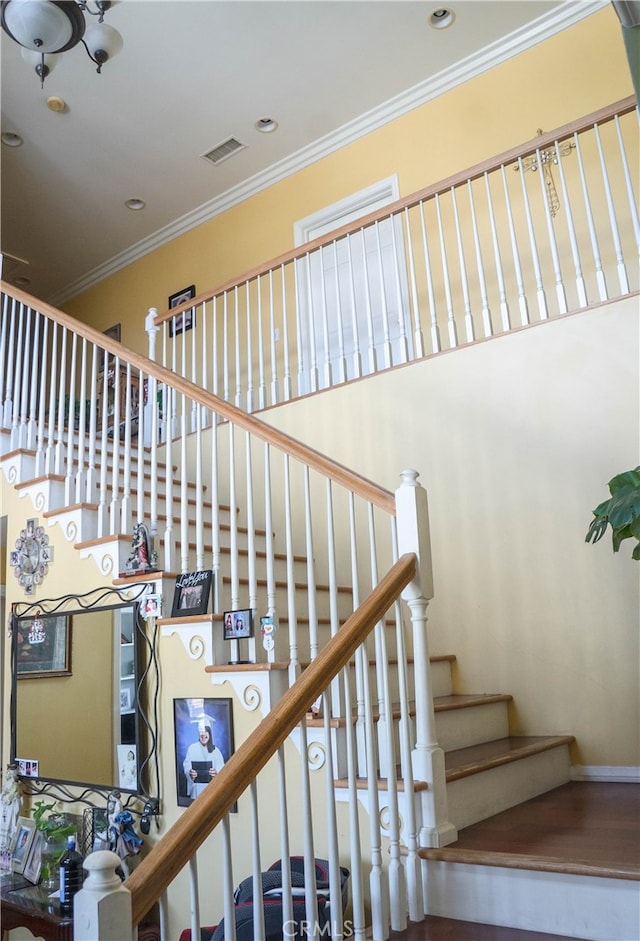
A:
[585, 467, 640, 559]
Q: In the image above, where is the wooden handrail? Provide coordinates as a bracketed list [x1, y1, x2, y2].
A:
[0, 283, 395, 513]
[154, 96, 637, 321]
[125, 551, 417, 924]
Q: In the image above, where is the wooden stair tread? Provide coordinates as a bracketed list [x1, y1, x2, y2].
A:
[416, 845, 640, 881]
[333, 775, 429, 793]
[434, 693, 512, 712]
[444, 735, 575, 781]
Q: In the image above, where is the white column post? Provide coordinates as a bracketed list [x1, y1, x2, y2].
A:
[395, 469, 457, 849]
[74, 850, 133, 941]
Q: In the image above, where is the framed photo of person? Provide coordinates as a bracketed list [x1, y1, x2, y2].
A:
[168, 285, 196, 337]
[11, 817, 36, 874]
[171, 570, 213, 617]
[173, 697, 235, 808]
[223, 608, 254, 640]
[23, 830, 43, 884]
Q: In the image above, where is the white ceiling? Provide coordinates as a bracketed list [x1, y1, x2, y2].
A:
[0, 0, 602, 305]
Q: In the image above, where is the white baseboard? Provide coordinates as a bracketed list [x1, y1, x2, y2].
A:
[571, 765, 640, 783]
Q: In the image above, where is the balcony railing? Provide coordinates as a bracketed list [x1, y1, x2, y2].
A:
[150, 97, 638, 415]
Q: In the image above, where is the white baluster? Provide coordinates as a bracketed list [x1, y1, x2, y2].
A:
[44, 321, 58, 476]
[64, 330, 78, 505]
[320, 692, 346, 940]
[293, 257, 306, 398]
[212, 295, 219, 401]
[534, 146, 568, 315]
[435, 194, 458, 349]
[500, 164, 529, 325]
[74, 337, 88, 503]
[594, 122, 630, 294]
[303, 466, 318, 660]
[373, 221, 393, 368]
[281, 264, 292, 402]
[304, 254, 319, 393]
[277, 745, 293, 929]
[11, 300, 25, 451]
[0, 292, 10, 435]
[246, 283, 254, 414]
[223, 290, 230, 404]
[26, 307, 40, 450]
[54, 326, 68, 475]
[220, 816, 236, 941]
[4, 297, 17, 439]
[180, 392, 189, 572]
[331, 241, 347, 384]
[108, 355, 122, 534]
[573, 131, 608, 301]
[34, 316, 49, 476]
[234, 286, 242, 408]
[195, 409, 204, 571]
[341, 659, 367, 941]
[201, 300, 209, 429]
[325, 480, 341, 718]
[283, 454, 299, 683]
[552, 141, 588, 308]
[614, 114, 640, 255]
[483, 173, 511, 332]
[389, 215, 410, 364]
[317, 246, 333, 388]
[188, 854, 201, 941]
[298, 720, 320, 937]
[120, 362, 133, 534]
[345, 234, 363, 379]
[359, 228, 378, 374]
[134, 368, 145, 532]
[162, 379, 175, 573]
[257, 275, 267, 409]
[96, 350, 109, 537]
[210, 417, 221, 611]
[250, 780, 266, 941]
[516, 155, 548, 319]
[403, 206, 425, 359]
[264, 442, 276, 620]
[451, 186, 475, 342]
[467, 180, 493, 337]
[244, 432, 257, 616]
[268, 270, 279, 404]
[229, 423, 239, 610]
[418, 199, 441, 354]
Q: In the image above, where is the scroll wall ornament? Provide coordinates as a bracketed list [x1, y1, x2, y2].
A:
[516, 129, 576, 217]
[10, 518, 53, 595]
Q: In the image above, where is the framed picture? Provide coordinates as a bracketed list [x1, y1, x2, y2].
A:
[103, 323, 121, 342]
[11, 817, 36, 874]
[120, 687, 132, 712]
[171, 570, 213, 617]
[223, 608, 254, 639]
[174, 697, 234, 808]
[14, 614, 72, 678]
[23, 830, 43, 884]
[168, 285, 196, 337]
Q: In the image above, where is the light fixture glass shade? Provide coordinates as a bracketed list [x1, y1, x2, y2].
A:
[84, 21, 122, 63]
[1, 0, 85, 52]
[21, 45, 59, 75]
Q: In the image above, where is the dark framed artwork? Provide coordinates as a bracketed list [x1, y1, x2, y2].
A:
[168, 285, 196, 337]
[103, 323, 121, 342]
[171, 570, 212, 617]
[223, 608, 254, 640]
[14, 613, 72, 678]
[174, 697, 234, 807]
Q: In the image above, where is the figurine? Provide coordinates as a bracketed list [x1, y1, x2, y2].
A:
[124, 522, 153, 575]
[0, 764, 22, 854]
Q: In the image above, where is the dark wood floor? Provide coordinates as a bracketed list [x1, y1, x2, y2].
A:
[384, 781, 640, 941]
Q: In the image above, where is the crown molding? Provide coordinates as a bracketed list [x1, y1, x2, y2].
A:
[52, 0, 607, 307]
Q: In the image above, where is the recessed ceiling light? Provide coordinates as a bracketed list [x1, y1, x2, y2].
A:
[429, 8, 455, 29]
[255, 117, 278, 134]
[46, 96, 66, 113]
[1, 132, 23, 147]
[125, 198, 146, 211]
[13, 276, 30, 287]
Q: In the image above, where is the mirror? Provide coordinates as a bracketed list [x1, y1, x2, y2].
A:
[9, 591, 157, 798]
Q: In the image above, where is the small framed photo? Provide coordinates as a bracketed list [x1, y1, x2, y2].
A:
[23, 830, 43, 884]
[14, 614, 72, 678]
[223, 608, 254, 640]
[168, 285, 196, 337]
[174, 697, 234, 807]
[120, 687, 132, 712]
[11, 817, 36, 874]
[171, 570, 213, 617]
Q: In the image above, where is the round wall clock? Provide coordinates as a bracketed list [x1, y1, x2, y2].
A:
[10, 517, 53, 595]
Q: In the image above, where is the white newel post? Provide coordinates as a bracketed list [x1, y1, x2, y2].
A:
[395, 469, 457, 850]
[74, 850, 134, 941]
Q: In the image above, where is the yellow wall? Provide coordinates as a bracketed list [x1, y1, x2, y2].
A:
[62, 8, 633, 356]
[262, 298, 640, 770]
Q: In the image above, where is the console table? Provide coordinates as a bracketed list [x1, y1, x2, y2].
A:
[1, 872, 72, 941]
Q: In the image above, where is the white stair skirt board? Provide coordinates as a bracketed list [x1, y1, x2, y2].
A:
[424, 860, 639, 941]
[446, 745, 571, 831]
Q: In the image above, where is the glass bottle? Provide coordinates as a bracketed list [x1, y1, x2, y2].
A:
[59, 835, 83, 915]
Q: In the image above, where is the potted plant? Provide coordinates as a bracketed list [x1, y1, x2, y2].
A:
[31, 800, 77, 889]
[585, 466, 640, 560]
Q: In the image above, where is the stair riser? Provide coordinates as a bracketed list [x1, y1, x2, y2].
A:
[423, 861, 639, 941]
[436, 701, 510, 752]
[446, 746, 572, 830]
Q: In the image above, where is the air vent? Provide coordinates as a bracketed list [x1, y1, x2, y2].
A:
[201, 137, 247, 166]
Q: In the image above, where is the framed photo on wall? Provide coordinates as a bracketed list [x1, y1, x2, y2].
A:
[14, 614, 72, 678]
[11, 817, 36, 874]
[173, 697, 234, 808]
[168, 285, 196, 337]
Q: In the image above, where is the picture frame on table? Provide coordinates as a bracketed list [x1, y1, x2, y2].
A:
[11, 817, 36, 874]
[168, 285, 196, 337]
[23, 830, 43, 884]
